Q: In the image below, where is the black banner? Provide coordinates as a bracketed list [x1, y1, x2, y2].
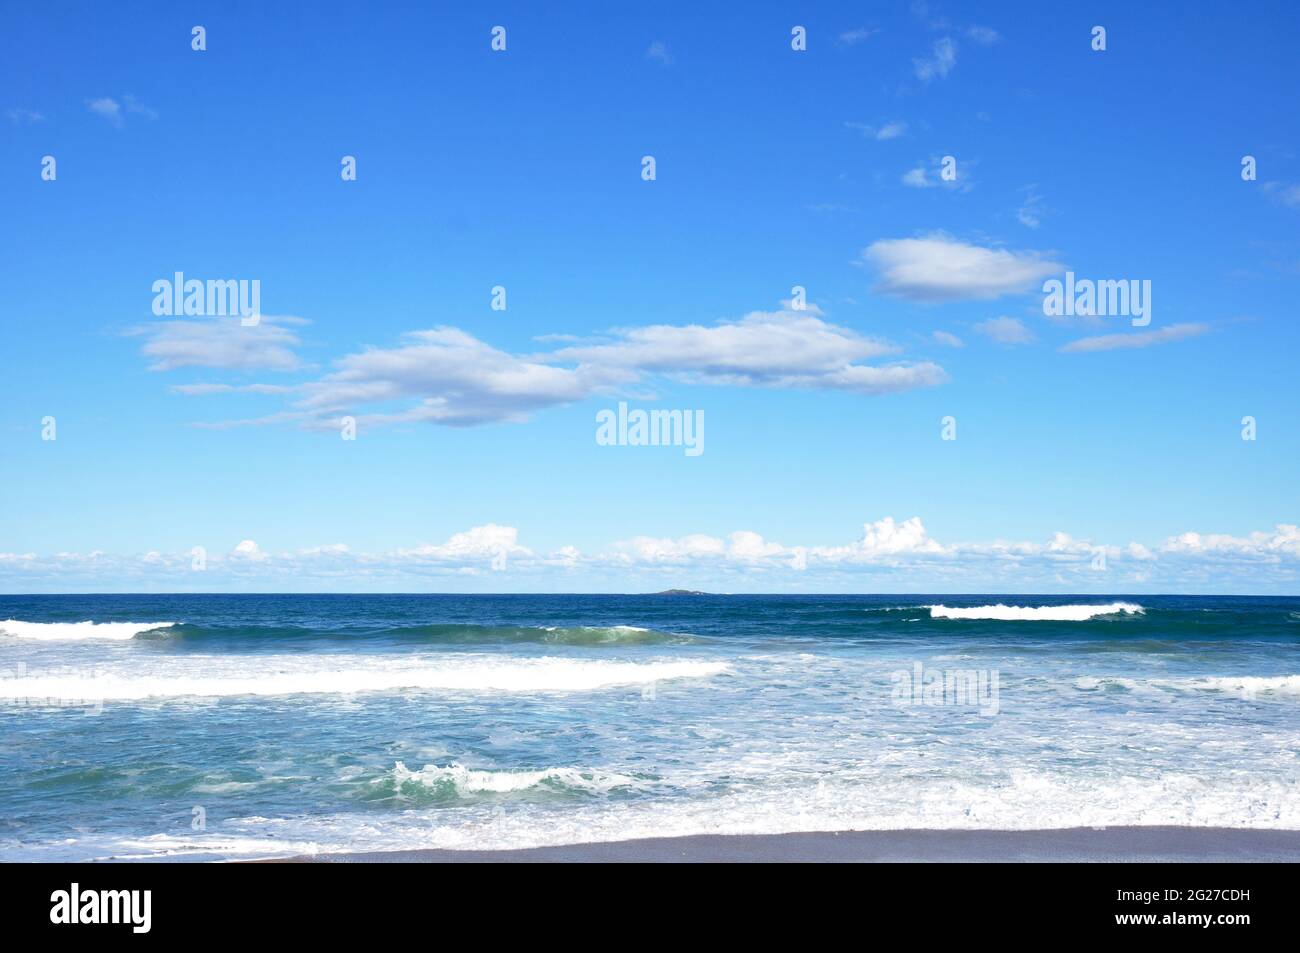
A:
[1, 860, 1290, 940]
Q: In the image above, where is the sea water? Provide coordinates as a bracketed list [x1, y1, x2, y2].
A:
[0, 593, 1296, 861]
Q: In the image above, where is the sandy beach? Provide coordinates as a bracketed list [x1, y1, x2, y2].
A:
[271, 827, 1300, 863]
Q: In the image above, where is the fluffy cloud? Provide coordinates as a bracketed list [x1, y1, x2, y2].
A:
[548, 310, 941, 394]
[295, 327, 599, 427]
[864, 235, 1062, 301]
[397, 524, 531, 563]
[231, 539, 267, 561]
[86, 94, 156, 126]
[1162, 525, 1300, 557]
[1060, 323, 1209, 353]
[611, 534, 729, 564]
[4, 521, 1298, 592]
[134, 315, 305, 372]
[86, 97, 121, 123]
[161, 308, 947, 429]
[809, 517, 946, 562]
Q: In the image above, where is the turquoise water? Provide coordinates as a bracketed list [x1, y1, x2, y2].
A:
[1, 594, 1297, 860]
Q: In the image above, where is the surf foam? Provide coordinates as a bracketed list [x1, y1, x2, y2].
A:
[24, 769, 1299, 862]
[391, 761, 641, 795]
[0, 657, 730, 702]
[928, 602, 1144, 622]
[1075, 674, 1300, 700]
[0, 620, 176, 641]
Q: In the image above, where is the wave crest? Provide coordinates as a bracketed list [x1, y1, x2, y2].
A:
[928, 602, 1144, 622]
[0, 620, 176, 641]
[157, 621, 691, 647]
[389, 761, 642, 797]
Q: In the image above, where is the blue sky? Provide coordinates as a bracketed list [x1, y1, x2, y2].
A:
[1, 1, 1298, 593]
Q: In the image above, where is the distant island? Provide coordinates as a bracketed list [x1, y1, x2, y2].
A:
[651, 589, 710, 596]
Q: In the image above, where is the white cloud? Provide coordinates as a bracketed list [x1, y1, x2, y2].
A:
[900, 155, 973, 190]
[611, 534, 728, 564]
[1162, 525, 1300, 557]
[297, 544, 350, 557]
[171, 383, 298, 396]
[965, 25, 1000, 45]
[86, 94, 156, 126]
[902, 166, 932, 187]
[134, 315, 305, 371]
[1262, 182, 1300, 209]
[121, 94, 158, 120]
[974, 316, 1036, 345]
[1017, 186, 1045, 228]
[231, 540, 267, 561]
[645, 41, 673, 66]
[864, 234, 1062, 301]
[398, 524, 530, 563]
[913, 37, 957, 81]
[810, 517, 946, 562]
[837, 27, 878, 46]
[1060, 323, 1209, 353]
[295, 326, 605, 427]
[549, 310, 925, 392]
[6, 520, 1300, 592]
[86, 97, 122, 124]
[7, 108, 45, 124]
[776, 298, 825, 316]
[846, 120, 908, 141]
[931, 330, 963, 347]
[184, 308, 948, 429]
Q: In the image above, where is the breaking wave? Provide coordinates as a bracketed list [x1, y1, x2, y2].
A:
[150, 621, 693, 647]
[928, 603, 1144, 622]
[387, 761, 643, 797]
[0, 620, 176, 641]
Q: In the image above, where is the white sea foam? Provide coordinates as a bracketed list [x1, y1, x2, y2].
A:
[928, 602, 1144, 622]
[543, 625, 650, 633]
[0, 620, 176, 641]
[1186, 676, 1300, 697]
[0, 657, 729, 702]
[1075, 674, 1300, 700]
[15, 769, 1298, 862]
[390, 761, 641, 795]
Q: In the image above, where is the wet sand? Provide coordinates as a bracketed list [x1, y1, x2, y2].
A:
[271, 826, 1300, 863]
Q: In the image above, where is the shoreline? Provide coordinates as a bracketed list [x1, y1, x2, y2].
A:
[265, 826, 1300, 863]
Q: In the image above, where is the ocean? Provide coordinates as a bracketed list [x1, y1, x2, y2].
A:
[1, 593, 1297, 861]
